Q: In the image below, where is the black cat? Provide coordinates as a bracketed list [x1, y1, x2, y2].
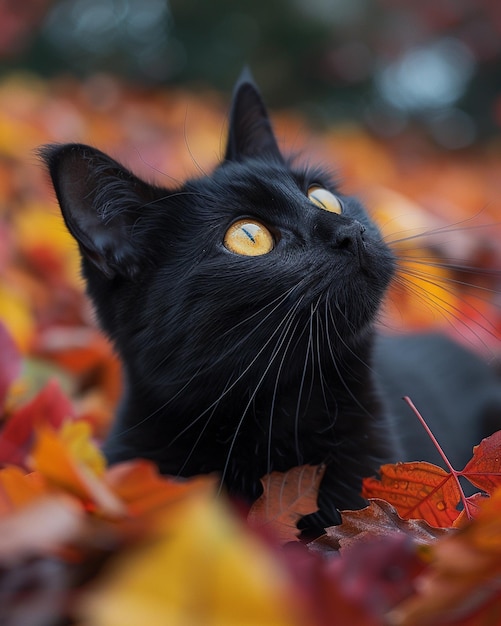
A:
[41, 74, 501, 535]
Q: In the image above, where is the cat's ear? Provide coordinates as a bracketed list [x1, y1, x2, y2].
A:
[41, 143, 157, 280]
[224, 69, 284, 163]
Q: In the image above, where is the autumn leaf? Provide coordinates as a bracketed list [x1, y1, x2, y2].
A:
[387, 487, 501, 626]
[362, 410, 501, 528]
[282, 543, 382, 626]
[34, 325, 122, 407]
[362, 462, 462, 527]
[311, 499, 452, 554]
[31, 424, 125, 518]
[248, 464, 326, 542]
[0, 379, 75, 467]
[0, 321, 21, 409]
[80, 490, 299, 626]
[461, 430, 501, 493]
[0, 465, 46, 514]
[0, 283, 35, 353]
[105, 459, 215, 518]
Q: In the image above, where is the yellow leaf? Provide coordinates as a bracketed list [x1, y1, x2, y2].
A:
[82, 494, 299, 626]
[0, 284, 34, 352]
[59, 420, 106, 477]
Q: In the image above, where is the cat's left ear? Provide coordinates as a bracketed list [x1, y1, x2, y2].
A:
[41, 143, 159, 280]
[224, 69, 284, 163]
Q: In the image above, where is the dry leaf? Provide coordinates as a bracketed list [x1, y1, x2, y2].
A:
[311, 499, 452, 554]
[248, 464, 326, 542]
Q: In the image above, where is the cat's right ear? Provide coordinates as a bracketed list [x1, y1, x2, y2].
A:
[224, 70, 284, 163]
[40, 143, 157, 280]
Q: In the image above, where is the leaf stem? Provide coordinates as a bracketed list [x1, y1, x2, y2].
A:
[402, 396, 471, 520]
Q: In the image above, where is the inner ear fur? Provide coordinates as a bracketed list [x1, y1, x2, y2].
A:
[41, 143, 159, 280]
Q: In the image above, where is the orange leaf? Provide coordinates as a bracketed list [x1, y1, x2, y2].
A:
[0, 466, 47, 515]
[247, 464, 325, 542]
[362, 462, 461, 527]
[0, 379, 75, 467]
[31, 425, 125, 518]
[104, 460, 215, 518]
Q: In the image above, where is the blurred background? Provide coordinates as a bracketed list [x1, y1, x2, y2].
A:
[1, 0, 501, 146]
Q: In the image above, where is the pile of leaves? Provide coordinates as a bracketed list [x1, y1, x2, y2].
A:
[1, 72, 501, 624]
[1, 323, 501, 625]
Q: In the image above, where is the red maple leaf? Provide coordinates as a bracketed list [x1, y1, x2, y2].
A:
[362, 398, 501, 528]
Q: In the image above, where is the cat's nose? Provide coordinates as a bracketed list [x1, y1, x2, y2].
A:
[334, 221, 366, 256]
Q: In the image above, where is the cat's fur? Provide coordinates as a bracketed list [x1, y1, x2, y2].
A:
[42, 74, 501, 535]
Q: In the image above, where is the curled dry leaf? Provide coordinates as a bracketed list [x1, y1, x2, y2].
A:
[247, 464, 326, 543]
[310, 499, 452, 554]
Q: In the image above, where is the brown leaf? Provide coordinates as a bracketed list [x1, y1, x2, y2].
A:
[247, 464, 325, 543]
[362, 462, 461, 527]
[311, 499, 452, 554]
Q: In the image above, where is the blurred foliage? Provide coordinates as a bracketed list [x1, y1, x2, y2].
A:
[1, 0, 501, 146]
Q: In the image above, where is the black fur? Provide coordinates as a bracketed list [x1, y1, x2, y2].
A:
[41, 74, 501, 536]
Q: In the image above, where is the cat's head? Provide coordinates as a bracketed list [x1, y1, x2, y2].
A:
[41, 74, 394, 395]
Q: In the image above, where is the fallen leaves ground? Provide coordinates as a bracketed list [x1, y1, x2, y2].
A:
[0, 72, 501, 625]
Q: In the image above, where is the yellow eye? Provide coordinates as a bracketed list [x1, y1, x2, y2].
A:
[224, 219, 274, 256]
[308, 186, 342, 214]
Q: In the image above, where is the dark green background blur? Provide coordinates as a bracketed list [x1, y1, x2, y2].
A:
[1, 0, 501, 147]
